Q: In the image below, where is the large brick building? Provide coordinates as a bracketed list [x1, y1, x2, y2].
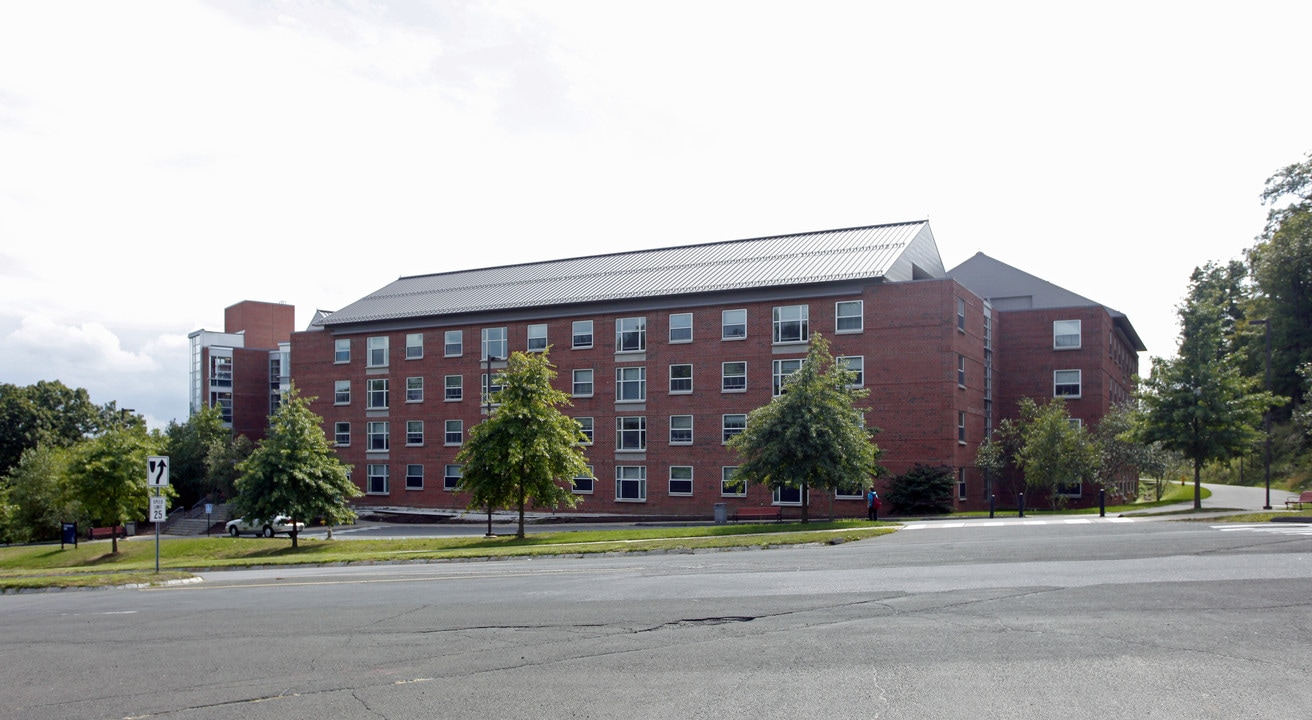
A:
[277, 221, 1143, 518]
[188, 300, 294, 442]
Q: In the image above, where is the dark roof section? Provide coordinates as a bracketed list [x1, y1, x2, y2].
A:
[318, 221, 943, 327]
[948, 252, 1147, 352]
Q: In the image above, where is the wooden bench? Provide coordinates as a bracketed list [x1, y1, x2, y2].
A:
[1285, 491, 1312, 510]
[731, 507, 783, 523]
[88, 526, 126, 540]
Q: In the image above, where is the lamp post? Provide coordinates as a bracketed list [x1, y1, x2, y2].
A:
[483, 352, 501, 538]
[1252, 319, 1272, 510]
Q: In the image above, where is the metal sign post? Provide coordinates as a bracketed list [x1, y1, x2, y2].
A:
[147, 456, 170, 573]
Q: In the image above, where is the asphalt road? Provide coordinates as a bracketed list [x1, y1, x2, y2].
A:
[4, 500, 1312, 720]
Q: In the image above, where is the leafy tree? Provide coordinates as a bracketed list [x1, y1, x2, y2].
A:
[885, 464, 954, 515]
[0, 381, 103, 477]
[1008, 397, 1099, 509]
[206, 433, 254, 502]
[3, 445, 78, 543]
[727, 333, 883, 523]
[164, 404, 233, 508]
[1091, 401, 1169, 502]
[66, 424, 163, 553]
[455, 349, 590, 539]
[234, 385, 359, 548]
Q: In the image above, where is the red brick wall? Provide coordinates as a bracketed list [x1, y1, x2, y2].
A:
[225, 301, 294, 349]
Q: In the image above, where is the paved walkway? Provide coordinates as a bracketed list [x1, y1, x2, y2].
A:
[1131, 481, 1299, 516]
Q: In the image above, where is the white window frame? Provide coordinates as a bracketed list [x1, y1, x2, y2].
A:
[957, 298, 966, 332]
[616, 317, 646, 353]
[839, 355, 864, 387]
[958, 354, 967, 388]
[669, 414, 693, 445]
[669, 466, 693, 496]
[444, 330, 463, 357]
[615, 466, 647, 502]
[406, 420, 424, 447]
[1054, 320, 1082, 349]
[773, 358, 803, 396]
[772, 304, 809, 344]
[334, 421, 350, 446]
[958, 412, 967, 444]
[445, 419, 463, 446]
[722, 309, 747, 340]
[573, 465, 595, 494]
[721, 466, 745, 497]
[367, 421, 389, 451]
[773, 486, 804, 505]
[1054, 369, 1082, 398]
[444, 375, 462, 401]
[616, 366, 646, 402]
[334, 380, 350, 405]
[722, 361, 747, 392]
[482, 327, 508, 361]
[616, 416, 647, 452]
[669, 313, 693, 343]
[572, 320, 593, 349]
[722, 414, 747, 443]
[334, 338, 350, 364]
[367, 464, 389, 495]
[669, 363, 693, 394]
[576, 416, 594, 445]
[443, 464, 462, 491]
[406, 333, 423, 360]
[527, 324, 548, 352]
[572, 368, 594, 398]
[835, 300, 863, 333]
[367, 336, 389, 368]
[366, 378, 389, 410]
[406, 464, 424, 491]
[406, 376, 423, 403]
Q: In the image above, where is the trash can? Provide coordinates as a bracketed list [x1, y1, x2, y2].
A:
[125, 521, 137, 536]
[713, 503, 727, 525]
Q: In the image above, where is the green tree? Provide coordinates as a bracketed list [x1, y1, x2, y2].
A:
[727, 333, 882, 523]
[66, 425, 163, 553]
[1006, 397, 1099, 509]
[1091, 401, 1169, 502]
[164, 404, 233, 508]
[3, 444, 78, 543]
[0, 380, 103, 477]
[455, 349, 590, 539]
[234, 385, 359, 548]
[206, 433, 254, 502]
[885, 464, 954, 515]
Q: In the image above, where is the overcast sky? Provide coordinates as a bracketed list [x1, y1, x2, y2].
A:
[2, 0, 1309, 429]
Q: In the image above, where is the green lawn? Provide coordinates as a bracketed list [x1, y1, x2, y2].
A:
[0, 521, 896, 591]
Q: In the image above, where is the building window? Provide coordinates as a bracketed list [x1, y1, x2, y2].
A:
[958, 412, 967, 444]
[527, 324, 548, 352]
[669, 364, 692, 394]
[334, 422, 350, 446]
[773, 305, 809, 343]
[722, 309, 746, 340]
[669, 313, 693, 343]
[576, 417, 594, 445]
[406, 333, 423, 360]
[334, 380, 350, 405]
[334, 338, 350, 364]
[406, 464, 424, 490]
[616, 416, 647, 451]
[721, 466, 745, 497]
[957, 298, 966, 332]
[481, 373, 504, 405]
[367, 421, 389, 451]
[773, 486, 803, 505]
[444, 375, 462, 401]
[445, 419, 463, 446]
[669, 466, 693, 496]
[958, 355, 967, 387]
[209, 355, 232, 387]
[722, 361, 747, 392]
[445, 330, 462, 357]
[1054, 320, 1082, 349]
[616, 366, 646, 402]
[444, 464, 462, 491]
[367, 464, 389, 495]
[773, 358, 804, 396]
[406, 420, 424, 446]
[615, 466, 647, 502]
[836, 300, 863, 333]
[723, 414, 747, 443]
[482, 327, 508, 361]
[839, 355, 864, 387]
[957, 468, 967, 501]
[367, 378, 389, 410]
[835, 482, 864, 499]
[367, 336, 389, 367]
[1054, 369, 1082, 398]
[669, 414, 693, 445]
[572, 368, 594, 397]
[572, 320, 593, 349]
[406, 377, 423, 403]
[616, 317, 646, 353]
[573, 466, 595, 494]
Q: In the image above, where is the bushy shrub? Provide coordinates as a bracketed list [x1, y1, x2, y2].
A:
[887, 464, 955, 515]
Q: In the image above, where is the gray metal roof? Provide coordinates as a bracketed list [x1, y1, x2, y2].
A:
[948, 252, 1146, 351]
[319, 221, 942, 327]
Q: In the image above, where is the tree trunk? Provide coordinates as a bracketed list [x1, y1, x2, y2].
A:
[1193, 457, 1203, 510]
[110, 525, 118, 554]
[517, 487, 526, 539]
[801, 482, 809, 523]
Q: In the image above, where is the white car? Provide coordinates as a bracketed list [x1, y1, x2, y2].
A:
[225, 516, 304, 538]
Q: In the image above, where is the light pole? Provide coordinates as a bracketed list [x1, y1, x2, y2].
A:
[1252, 319, 1272, 510]
[483, 352, 501, 538]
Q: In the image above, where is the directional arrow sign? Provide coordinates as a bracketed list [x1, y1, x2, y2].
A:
[147, 456, 170, 487]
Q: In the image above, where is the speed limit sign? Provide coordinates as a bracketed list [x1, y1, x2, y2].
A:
[149, 496, 167, 523]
